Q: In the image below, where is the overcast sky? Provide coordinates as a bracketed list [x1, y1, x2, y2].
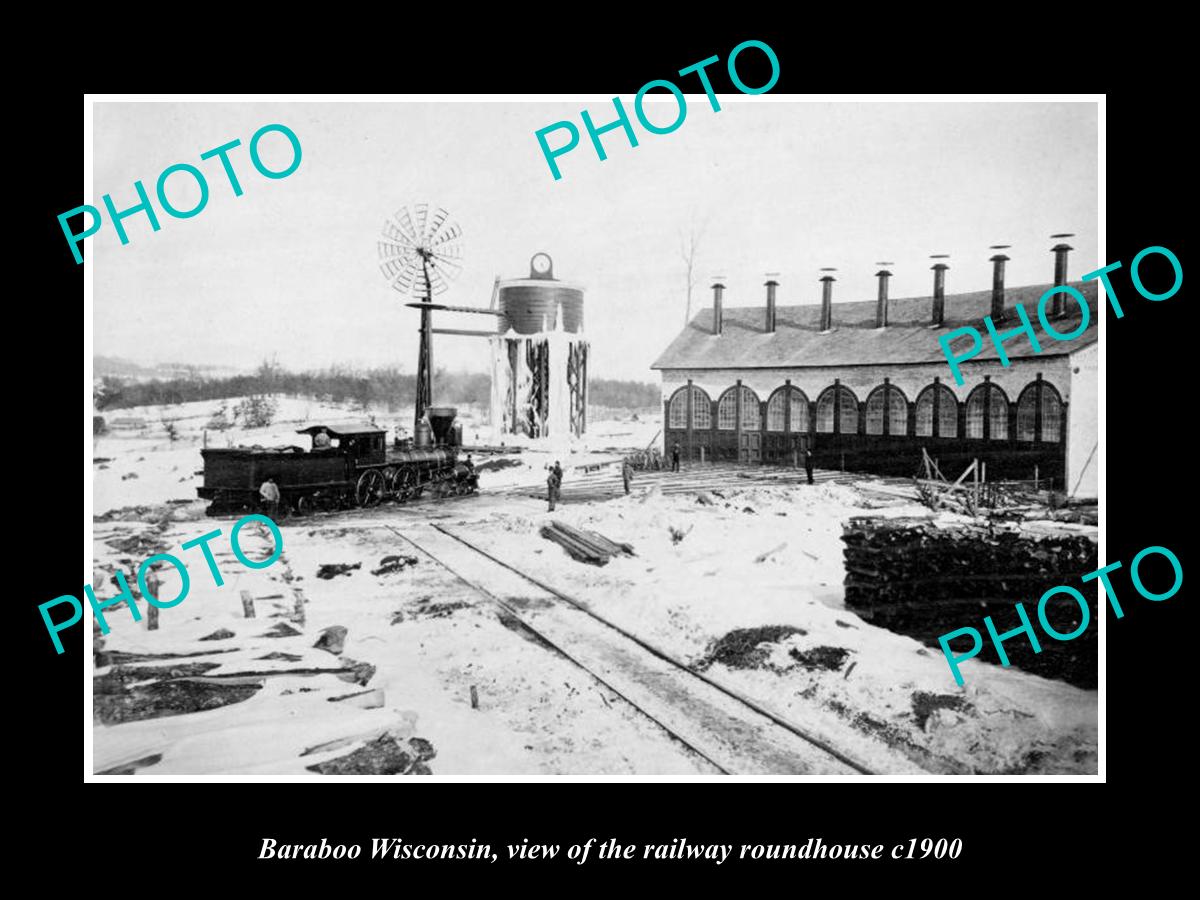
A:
[92, 100, 1098, 382]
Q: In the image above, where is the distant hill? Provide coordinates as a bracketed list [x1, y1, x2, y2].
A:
[94, 355, 245, 380]
[93, 362, 660, 412]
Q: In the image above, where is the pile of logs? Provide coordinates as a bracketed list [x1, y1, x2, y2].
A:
[540, 520, 634, 566]
[842, 516, 1098, 688]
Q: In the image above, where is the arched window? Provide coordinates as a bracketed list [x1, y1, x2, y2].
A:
[692, 387, 712, 430]
[717, 389, 737, 430]
[865, 384, 909, 436]
[816, 385, 859, 434]
[668, 389, 688, 428]
[1016, 385, 1037, 441]
[766, 387, 809, 433]
[915, 383, 958, 438]
[669, 386, 712, 429]
[989, 389, 1008, 440]
[1016, 380, 1064, 442]
[1041, 385, 1062, 442]
[718, 386, 759, 431]
[966, 382, 1010, 440]
[740, 387, 761, 431]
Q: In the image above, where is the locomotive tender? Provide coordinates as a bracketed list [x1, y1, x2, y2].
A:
[198, 407, 477, 516]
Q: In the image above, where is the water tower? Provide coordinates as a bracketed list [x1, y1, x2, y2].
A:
[489, 252, 588, 439]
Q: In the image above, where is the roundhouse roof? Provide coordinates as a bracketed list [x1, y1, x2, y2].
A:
[651, 281, 1098, 370]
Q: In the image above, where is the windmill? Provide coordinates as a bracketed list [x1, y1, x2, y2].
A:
[377, 203, 465, 434]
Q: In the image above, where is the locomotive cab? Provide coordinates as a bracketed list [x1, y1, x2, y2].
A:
[297, 424, 387, 468]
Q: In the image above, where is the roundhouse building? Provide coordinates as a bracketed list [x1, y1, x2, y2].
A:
[651, 246, 1098, 498]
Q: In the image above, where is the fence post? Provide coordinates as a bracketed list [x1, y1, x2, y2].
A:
[145, 572, 160, 631]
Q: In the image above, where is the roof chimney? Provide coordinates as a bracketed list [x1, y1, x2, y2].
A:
[930, 255, 950, 326]
[764, 277, 779, 333]
[819, 269, 837, 332]
[1050, 233, 1075, 318]
[711, 282, 725, 335]
[874, 263, 893, 328]
[989, 245, 1011, 323]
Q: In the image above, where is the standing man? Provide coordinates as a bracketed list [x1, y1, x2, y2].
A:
[671, 442, 681, 472]
[622, 457, 633, 495]
[804, 449, 815, 485]
[260, 476, 282, 519]
[547, 467, 559, 512]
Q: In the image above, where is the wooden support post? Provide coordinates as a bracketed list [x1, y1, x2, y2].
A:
[241, 590, 256, 619]
[144, 572, 160, 630]
[292, 590, 306, 627]
[1034, 464, 1039, 490]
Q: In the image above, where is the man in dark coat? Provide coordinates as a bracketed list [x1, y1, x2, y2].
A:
[622, 457, 633, 495]
[547, 468, 560, 511]
[804, 449, 815, 485]
[671, 442, 681, 472]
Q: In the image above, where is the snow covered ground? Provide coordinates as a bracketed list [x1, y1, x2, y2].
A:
[89, 396, 1097, 776]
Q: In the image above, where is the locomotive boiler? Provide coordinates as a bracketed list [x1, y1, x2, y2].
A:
[198, 407, 477, 516]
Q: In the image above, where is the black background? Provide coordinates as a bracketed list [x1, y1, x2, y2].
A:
[23, 21, 1188, 886]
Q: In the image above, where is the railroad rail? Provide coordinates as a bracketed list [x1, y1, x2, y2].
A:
[382, 523, 898, 776]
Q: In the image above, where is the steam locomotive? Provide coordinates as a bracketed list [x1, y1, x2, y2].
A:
[197, 406, 477, 516]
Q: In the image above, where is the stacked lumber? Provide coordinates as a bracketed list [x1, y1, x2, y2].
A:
[842, 517, 1098, 688]
[540, 520, 635, 566]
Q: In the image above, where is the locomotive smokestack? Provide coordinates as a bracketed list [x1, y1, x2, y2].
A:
[929, 255, 950, 326]
[765, 277, 779, 333]
[819, 269, 837, 332]
[712, 282, 725, 335]
[874, 264, 893, 328]
[1050, 233, 1075, 318]
[989, 245, 1011, 323]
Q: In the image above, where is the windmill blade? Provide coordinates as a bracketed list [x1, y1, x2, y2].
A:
[391, 267, 418, 294]
[430, 247, 463, 268]
[379, 257, 416, 280]
[426, 207, 448, 243]
[381, 256, 421, 294]
[381, 221, 418, 250]
[430, 256, 463, 282]
[396, 207, 419, 245]
[431, 242, 462, 261]
[378, 238, 417, 260]
[414, 203, 429, 245]
[430, 222, 462, 249]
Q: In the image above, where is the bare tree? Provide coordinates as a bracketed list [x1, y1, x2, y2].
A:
[679, 219, 707, 327]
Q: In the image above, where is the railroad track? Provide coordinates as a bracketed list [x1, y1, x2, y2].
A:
[381, 523, 908, 776]
[487, 463, 879, 505]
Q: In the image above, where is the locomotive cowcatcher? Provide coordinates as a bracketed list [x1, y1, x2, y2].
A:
[198, 407, 477, 516]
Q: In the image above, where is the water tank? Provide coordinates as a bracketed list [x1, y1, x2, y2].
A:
[497, 252, 584, 334]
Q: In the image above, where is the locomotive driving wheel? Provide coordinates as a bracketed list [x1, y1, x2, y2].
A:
[383, 467, 401, 499]
[355, 469, 387, 507]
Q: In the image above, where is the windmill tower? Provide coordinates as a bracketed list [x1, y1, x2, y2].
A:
[377, 204, 466, 434]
